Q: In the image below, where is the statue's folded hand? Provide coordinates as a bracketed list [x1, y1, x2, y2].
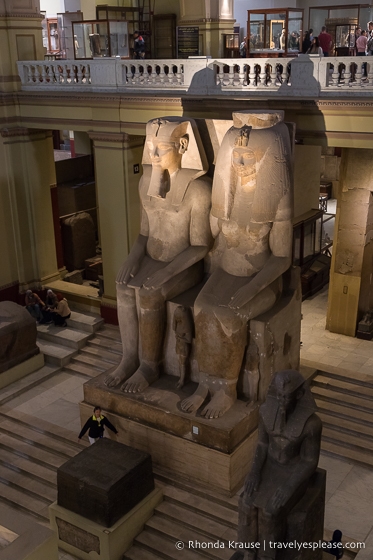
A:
[143, 267, 173, 290]
[116, 259, 141, 285]
[228, 285, 254, 310]
[269, 487, 290, 512]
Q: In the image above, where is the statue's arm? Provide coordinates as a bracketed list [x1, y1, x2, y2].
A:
[116, 185, 149, 285]
[143, 181, 212, 289]
[228, 192, 293, 310]
[244, 416, 268, 496]
[269, 414, 322, 511]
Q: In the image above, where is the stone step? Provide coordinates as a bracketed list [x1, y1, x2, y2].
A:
[64, 361, 100, 378]
[0, 448, 57, 486]
[315, 368, 373, 389]
[36, 340, 78, 367]
[161, 485, 238, 527]
[124, 546, 166, 560]
[312, 386, 373, 414]
[80, 346, 121, 364]
[0, 462, 56, 502]
[0, 418, 77, 458]
[318, 411, 373, 439]
[322, 426, 373, 453]
[66, 311, 104, 333]
[71, 354, 109, 371]
[135, 529, 205, 560]
[0, 475, 51, 517]
[321, 440, 373, 467]
[95, 328, 121, 343]
[0, 364, 60, 406]
[87, 336, 122, 353]
[313, 375, 373, 400]
[155, 501, 236, 541]
[37, 324, 92, 350]
[0, 433, 65, 469]
[315, 399, 373, 427]
[146, 516, 232, 560]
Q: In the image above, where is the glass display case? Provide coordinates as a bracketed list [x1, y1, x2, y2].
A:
[47, 19, 60, 53]
[325, 18, 358, 56]
[57, 11, 83, 59]
[224, 33, 240, 57]
[73, 20, 129, 59]
[247, 8, 303, 57]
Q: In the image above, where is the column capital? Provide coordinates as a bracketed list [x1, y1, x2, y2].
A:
[88, 131, 144, 149]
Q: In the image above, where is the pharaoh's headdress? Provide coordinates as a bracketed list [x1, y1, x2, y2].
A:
[142, 117, 208, 205]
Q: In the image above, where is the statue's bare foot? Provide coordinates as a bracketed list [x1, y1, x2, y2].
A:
[201, 389, 235, 419]
[104, 359, 138, 388]
[121, 362, 159, 393]
[180, 384, 208, 413]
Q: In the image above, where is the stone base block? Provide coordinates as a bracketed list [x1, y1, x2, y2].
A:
[79, 399, 257, 495]
[50, 488, 163, 560]
[0, 352, 44, 391]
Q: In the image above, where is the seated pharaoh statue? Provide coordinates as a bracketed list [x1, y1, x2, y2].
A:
[181, 110, 294, 419]
[105, 117, 212, 393]
[233, 369, 322, 560]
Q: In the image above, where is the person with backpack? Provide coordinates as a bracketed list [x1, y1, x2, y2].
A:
[367, 21, 373, 55]
[133, 31, 145, 59]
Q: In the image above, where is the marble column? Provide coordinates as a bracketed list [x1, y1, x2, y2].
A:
[0, 128, 60, 294]
[178, 0, 235, 57]
[89, 132, 144, 320]
[327, 148, 373, 336]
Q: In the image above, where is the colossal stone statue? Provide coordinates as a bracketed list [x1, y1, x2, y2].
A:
[181, 110, 294, 419]
[105, 117, 212, 393]
[233, 369, 322, 560]
[0, 301, 39, 373]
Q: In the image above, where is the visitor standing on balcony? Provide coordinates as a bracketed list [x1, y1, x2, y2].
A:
[318, 26, 333, 57]
[307, 36, 323, 56]
[133, 31, 145, 59]
[356, 30, 368, 56]
[367, 21, 373, 55]
[302, 31, 312, 53]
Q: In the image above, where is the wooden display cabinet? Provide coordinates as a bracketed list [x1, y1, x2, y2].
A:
[247, 8, 303, 58]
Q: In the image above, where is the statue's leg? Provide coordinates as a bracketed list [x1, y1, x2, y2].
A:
[105, 285, 139, 388]
[122, 287, 164, 393]
[257, 510, 286, 560]
[238, 496, 259, 560]
[123, 262, 203, 394]
[182, 271, 281, 418]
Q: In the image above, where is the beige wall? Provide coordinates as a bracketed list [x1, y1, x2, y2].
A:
[293, 144, 321, 219]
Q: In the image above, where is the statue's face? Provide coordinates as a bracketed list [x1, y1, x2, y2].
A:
[147, 136, 188, 174]
[232, 147, 256, 178]
[276, 388, 299, 411]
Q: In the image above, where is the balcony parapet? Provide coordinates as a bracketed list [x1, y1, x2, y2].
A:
[17, 55, 373, 97]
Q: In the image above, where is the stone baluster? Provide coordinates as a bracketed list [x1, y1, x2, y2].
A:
[216, 65, 222, 86]
[269, 64, 277, 87]
[238, 64, 246, 86]
[355, 61, 363, 86]
[158, 64, 165, 84]
[176, 64, 183, 85]
[367, 59, 373, 85]
[259, 64, 267, 86]
[331, 62, 340, 87]
[26, 64, 33, 83]
[133, 63, 141, 84]
[227, 65, 234, 86]
[61, 64, 68, 85]
[76, 65, 83, 84]
[249, 64, 256, 87]
[40, 64, 47, 84]
[343, 62, 351, 87]
[86, 64, 91, 84]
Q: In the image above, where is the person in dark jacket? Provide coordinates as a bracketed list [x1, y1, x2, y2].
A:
[78, 406, 118, 444]
[133, 31, 145, 59]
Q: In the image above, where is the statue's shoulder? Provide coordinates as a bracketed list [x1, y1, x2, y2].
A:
[187, 175, 212, 200]
[304, 412, 322, 435]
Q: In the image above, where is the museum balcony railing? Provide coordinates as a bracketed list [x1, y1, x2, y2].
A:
[17, 55, 373, 97]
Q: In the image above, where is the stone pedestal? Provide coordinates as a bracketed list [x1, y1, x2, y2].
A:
[0, 302, 40, 375]
[50, 488, 162, 560]
[57, 439, 154, 527]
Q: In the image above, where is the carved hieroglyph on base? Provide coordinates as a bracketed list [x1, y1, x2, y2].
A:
[104, 117, 212, 393]
[181, 111, 294, 418]
[232, 370, 323, 560]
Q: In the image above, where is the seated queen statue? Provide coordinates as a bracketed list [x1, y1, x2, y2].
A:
[105, 117, 212, 393]
[181, 110, 294, 419]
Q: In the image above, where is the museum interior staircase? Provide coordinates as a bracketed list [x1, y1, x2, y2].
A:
[311, 369, 373, 468]
[0, 313, 361, 559]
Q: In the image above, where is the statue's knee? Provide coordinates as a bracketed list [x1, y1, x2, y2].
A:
[117, 284, 135, 305]
[138, 287, 164, 309]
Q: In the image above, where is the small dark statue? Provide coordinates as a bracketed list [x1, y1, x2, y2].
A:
[233, 369, 322, 560]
